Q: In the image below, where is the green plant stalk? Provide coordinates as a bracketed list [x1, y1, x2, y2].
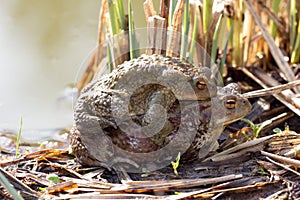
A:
[116, 0, 126, 30]
[181, 0, 190, 60]
[169, 0, 177, 27]
[242, 118, 270, 138]
[290, 0, 296, 51]
[15, 116, 22, 159]
[0, 171, 24, 200]
[107, 42, 114, 72]
[108, 0, 120, 35]
[211, 14, 223, 67]
[227, 17, 234, 48]
[219, 21, 233, 85]
[270, 0, 280, 38]
[231, 21, 242, 67]
[232, 4, 243, 67]
[128, 0, 139, 59]
[291, 18, 300, 63]
[188, 7, 198, 63]
[202, 0, 213, 35]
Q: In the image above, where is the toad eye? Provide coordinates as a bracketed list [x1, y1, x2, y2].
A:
[194, 78, 207, 90]
[225, 97, 237, 109]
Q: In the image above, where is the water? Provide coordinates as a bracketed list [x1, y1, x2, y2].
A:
[0, 0, 151, 142]
[0, 0, 101, 141]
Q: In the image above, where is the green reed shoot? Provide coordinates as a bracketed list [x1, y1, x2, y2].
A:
[202, 0, 213, 35]
[15, 116, 22, 159]
[211, 14, 223, 67]
[290, 0, 296, 52]
[188, 7, 199, 63]
[169, 0, 177, 28]
[0, 170, 24, 200]
[108, 0, 120, 35]
[242, 118, 271, 138]
[270, 0, 280, 38]
[181, 0, 190, 60]
[128, 0, 139, 59]
[233, 3, 243, 67]
[107, 41, 114, 72]
[291, 18, 300, 63]
[219, 21, 233, 85]
[116, 0, 126, 30]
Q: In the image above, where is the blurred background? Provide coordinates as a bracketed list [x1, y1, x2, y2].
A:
[0, 0, 149, 142]
[0, 1, 101, 141]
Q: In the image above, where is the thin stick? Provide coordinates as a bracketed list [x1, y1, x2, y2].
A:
[143, 0, 156, 20]
[204, 135, 276, 162]
[261, 150, 300, 168]
[146, 16, 166, 55]
[167, 0, 185, 57]
[243, 80, 300, 98]
[265, 157, 300, 177]
[159, 0, 169, 55]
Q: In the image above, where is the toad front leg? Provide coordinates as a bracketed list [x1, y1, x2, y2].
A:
[141, 89, 176, 145]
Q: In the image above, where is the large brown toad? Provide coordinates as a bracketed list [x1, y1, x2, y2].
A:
[70, 54, 251, 172]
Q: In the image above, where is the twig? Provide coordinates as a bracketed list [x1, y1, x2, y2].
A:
[261, 150, 300, 168]
[143, 0, 156, 20]
[159, 0, 169, 56]
[243, 80, 300, 98]
[146, 16, 166, 55]
[263, 188, 289, 200]
[124, 174, 243, 189]
[265, 157, 300, 176]
[167, 0, 185, 57]
[159, 0, 169, 24]
[204, 135, 276, 162]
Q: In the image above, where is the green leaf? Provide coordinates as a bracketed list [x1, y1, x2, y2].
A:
[241, 118, 255, 130]
[273, 128, 282, 134]
[255, 120, 272, 138]
[171, 152, 181, 176]
[46, 174, 60, 185]
[258, 166, 265, 176]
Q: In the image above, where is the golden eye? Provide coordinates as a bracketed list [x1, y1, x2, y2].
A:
[195, 78, 207, 90]
[225, 98, 236, 109]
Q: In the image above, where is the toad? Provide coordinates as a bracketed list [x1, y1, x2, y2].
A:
[70, 54, 251, 172]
